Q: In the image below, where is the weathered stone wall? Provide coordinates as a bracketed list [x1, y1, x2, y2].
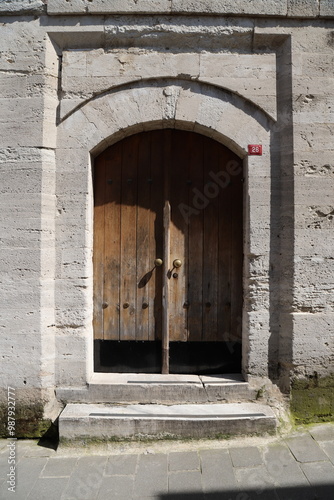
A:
[0, 0, 333, 432]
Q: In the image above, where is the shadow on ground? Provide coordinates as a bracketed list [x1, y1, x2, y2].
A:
[159, 484, 333, 500]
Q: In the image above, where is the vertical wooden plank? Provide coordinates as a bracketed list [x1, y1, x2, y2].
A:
[150, 130, 164, 341]
[162, 200, 171, 373]
[93, 152, 106, 340]
[217, 147, 233, 342]
[187, 133, 204, 341]
[169, 130, 190, 342]
[103, 142, 122, 340]
[136, 133, 152, 340]
[202, 137, 219, 341]
[230, 155, 243, 342]
[119, 134, 139, 341]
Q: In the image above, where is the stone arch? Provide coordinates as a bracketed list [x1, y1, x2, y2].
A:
[55, 79, 274, 383]
[57, 79, 272, 158]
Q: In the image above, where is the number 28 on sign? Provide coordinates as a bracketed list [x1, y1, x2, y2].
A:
[248, 144, 262, 155]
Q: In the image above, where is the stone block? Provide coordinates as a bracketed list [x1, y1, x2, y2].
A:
[302, 53, 334, 77]
[288, 0, 319, 16]
[59, 98, 85, 119]
[56, 147, 90, 173]
[295, 229, 334, 257]
[47, 0, 86, 14]
[0, 0, 44, 15]
[294, 176, 334, 205]
[86, 50, 200, 79]
[292, 313, 334, 364]
[55, 335, 87, 362]
[60, 247, 92, 279]
[320, 0, 334, 16]
[293, 76, 334, 95]
[294, 123, 334, 153]
[293, 95, 334, 124]
[171, 0, 287, 15]
[48, 0, 172, 15]
[56, 360, 87, 386]
[200, 53, 276, 79]
[293, 153, 334, 177]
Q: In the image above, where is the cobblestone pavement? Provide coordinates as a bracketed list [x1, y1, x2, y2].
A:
[0, 423, 334, 500]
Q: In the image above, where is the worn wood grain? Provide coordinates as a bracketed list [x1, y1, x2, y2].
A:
[93, 151, 106, 340]
[119, 134, 139, 340]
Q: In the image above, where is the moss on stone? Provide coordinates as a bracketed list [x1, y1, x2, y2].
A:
[291, 374, 334, 424]
[0, 403, 52, 438]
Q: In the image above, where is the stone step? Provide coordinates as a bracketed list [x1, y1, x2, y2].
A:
[56, 373, 258, 404]
[59, 402, 277, 440]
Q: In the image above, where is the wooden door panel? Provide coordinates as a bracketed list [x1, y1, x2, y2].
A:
[93, 130, 243, 361]
[218, 147, 233, 342]
[150, 131, 165, 340]
[168, 131, 192, 342]
[202, 137, 220, 341]
[119, 135, 139, 340]
[103, 144, 122, 340]
[187, 134, 204, 341]
[136, 133, 151, 340]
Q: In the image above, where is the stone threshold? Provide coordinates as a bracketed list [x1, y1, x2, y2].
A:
[59, 402, 277, 440]
[56, 373, 258, 405]
[88, 372, 246, 385]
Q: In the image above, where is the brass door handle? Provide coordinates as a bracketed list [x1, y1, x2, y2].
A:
[154, 258, 163, 267]
[173, 259, 182, 268]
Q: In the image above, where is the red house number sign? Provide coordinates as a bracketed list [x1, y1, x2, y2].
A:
[248, 144, 262, 155]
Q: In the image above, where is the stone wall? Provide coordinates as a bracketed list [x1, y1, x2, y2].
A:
[0, 1, 333, 432]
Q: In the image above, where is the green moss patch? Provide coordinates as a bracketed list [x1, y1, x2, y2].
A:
[0, 403, 52, 438]
[291, 374, 334, 424]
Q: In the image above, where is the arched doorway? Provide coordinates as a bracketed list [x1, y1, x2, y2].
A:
[93, 129, 243, 373]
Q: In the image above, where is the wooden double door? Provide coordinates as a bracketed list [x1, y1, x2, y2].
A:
[93, 130, 243, 373]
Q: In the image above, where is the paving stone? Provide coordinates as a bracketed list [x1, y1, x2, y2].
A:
[301, 460, 334, 485]
[27, 477, 69, 500]
[262, 443, 309, 486]
[96, 475, 134, 499]
[285, 434, 329, 463]
[41, 457, 78, 477]
[229, 446, 263, 467]
[133, 453, 168, 498]
[0, 457, 48, 500]
[234, 465, 278, 500]
[61, 456, 107, 500]
[16, 441, 56, 458]
[168, 470, 203, 493]
[0, 453, 9, 481]
[105, 454, 138, 476]
[308, 423, 334, 441]
[200, 449, 237, 492]
[300, 461, 334, 499]
[319, 440, 334, 464]
[169, 451, 200, 471]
